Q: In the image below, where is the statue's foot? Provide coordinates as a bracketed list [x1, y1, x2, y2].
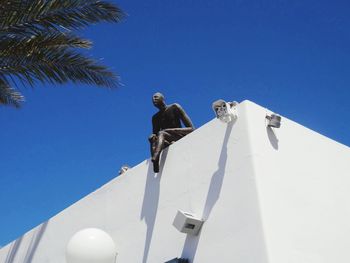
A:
[152, 159, 159, 173]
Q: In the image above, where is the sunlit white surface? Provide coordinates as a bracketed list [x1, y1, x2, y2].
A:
[1, 101, 350, 263]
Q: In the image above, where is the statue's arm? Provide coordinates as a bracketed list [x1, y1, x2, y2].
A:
[176, 104, 194, 129]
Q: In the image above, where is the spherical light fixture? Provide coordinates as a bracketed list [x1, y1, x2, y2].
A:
[66, 228, 117, 263]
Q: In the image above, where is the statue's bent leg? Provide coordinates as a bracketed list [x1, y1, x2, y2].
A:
[151, 129, 192, 173]
[149, 136, 159, 173]
[152, 131, 173, 172]
[152, 131, 169, 160]
[149, 136, 157, 157]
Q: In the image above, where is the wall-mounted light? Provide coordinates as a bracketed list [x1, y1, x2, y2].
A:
[212, 100, 238, 123]
[173, 210, 204, 236]
[266, 114, 281, 128]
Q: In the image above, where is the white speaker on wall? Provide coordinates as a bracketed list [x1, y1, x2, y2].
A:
[172, 210, 204, 235]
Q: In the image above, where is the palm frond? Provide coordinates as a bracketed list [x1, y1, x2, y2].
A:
[0, 0, 125, 34]
[0, 77, 25, 108]
[0, 48, 118, 88]
[0, 0, 124, 108]
[0, 31, 92, 57]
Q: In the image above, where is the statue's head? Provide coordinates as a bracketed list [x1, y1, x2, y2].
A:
[152, 92, 165, 108]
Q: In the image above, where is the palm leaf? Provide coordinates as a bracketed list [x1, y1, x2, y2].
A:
[0, 0, 124, 108]
[0, 0, 125, 34]
[0, 77, 25, 108]
[0, 47, 117, 88]
[0, 31, 92, 57]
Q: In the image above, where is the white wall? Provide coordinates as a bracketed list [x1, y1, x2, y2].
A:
[1, 100, 349, 263]
[244, 101, 350, 263]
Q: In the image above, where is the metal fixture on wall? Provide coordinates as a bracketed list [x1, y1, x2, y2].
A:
[173, 210, 204, 236]
[118, 165, 130, 175]
[266, 114, 282, 128]
[212, 99, 238, 123]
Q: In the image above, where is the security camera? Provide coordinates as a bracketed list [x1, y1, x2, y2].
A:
[266, 114, 281, 128]
[212, 99, 238, 123]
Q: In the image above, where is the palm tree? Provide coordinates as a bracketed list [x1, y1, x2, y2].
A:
[0, 0, 125, 107]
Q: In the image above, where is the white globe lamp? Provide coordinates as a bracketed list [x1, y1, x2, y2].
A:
[66, 228, 117, 263]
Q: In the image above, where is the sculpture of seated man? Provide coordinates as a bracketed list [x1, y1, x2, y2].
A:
[149, 92, 194, 173]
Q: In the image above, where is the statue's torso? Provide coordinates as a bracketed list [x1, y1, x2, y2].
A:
[152, 104, 182, 131]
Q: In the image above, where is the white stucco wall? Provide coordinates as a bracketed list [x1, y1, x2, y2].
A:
[244, 101, 350, 263]
[0, 100, 349, 263]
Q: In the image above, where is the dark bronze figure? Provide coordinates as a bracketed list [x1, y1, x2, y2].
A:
[149, 92, 194, 172]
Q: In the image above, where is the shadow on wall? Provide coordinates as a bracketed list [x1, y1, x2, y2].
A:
[140, 149, 168, 263]
[5, 220, 49, 263]
[5, 237, 23, 263]
[266, 127, 279, 150]
[181, 120, 235, 262]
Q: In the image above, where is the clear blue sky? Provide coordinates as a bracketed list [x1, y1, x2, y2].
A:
[1, 0, 349, 246]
